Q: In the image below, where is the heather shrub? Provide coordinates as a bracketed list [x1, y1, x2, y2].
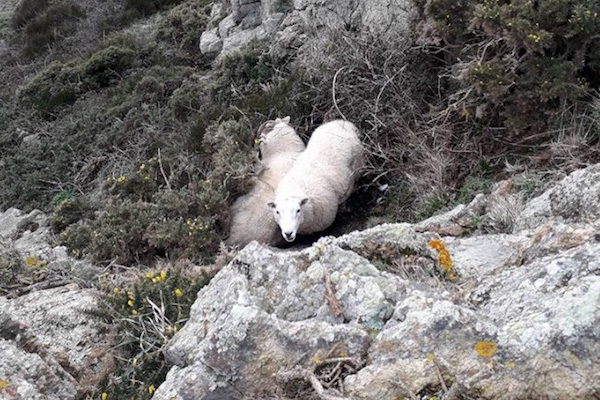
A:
[155, 0, 212, 64]
[22, 46, 135, 114]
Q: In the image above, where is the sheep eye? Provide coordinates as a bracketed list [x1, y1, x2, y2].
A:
[276, 211, 280, 215]
[296, 209, 300, 214]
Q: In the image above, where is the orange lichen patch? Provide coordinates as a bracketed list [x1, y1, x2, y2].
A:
[428, 239, 445, 252]
[438, 249, 453, 270]
[428, 239, 454, 273]
[474, 341, 497, 357]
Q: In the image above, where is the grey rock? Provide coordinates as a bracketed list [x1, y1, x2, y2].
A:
[200, 27, 223, 55]
[0, 208, 113, 398]
[0, 285, 113, 399]
[201, 0, 414, 57]
[156, 164, 600, 400]
[0, 339, 78, 400]
[516, 165, 600, 231]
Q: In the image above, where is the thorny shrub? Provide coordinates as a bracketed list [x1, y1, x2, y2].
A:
[11, 0, 85, 58]
[92, 264, 215, 400]
[414, 0, 600, 137]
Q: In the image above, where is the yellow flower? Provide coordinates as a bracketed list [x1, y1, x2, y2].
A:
[127, 299, 134, 307]
[426, 353, 435, 362]
[474, 341, 497, 357]
[311, 355, 320, 364]
[174, 288, 183, 298]
[0, 379, 8, 390]
[113, 287, 120, 294]
[160, 270, 167, 280]
[139, 163, 145, 171]
[146, 271, 154, 279]
[117, 176, 126, 183]
[148, 385, 155, 394]
[132, 309, 139, 315]
[101, 393, 108, 400]
[132, 357, 138, 367]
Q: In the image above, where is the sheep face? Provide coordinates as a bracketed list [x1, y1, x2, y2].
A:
[268, 197, 308, 242]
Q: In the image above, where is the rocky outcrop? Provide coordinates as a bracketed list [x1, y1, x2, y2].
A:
[200, 0, 414, 57]
[154, 164, 600, 400]
[0, 208, 113, 399]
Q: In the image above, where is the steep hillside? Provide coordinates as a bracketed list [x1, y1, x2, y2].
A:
[0, 0, 600, 398]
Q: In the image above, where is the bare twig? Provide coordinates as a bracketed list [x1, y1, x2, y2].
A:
[433, 359, 449, 393]
[277, 366, 349, 400]
[323, 269, 343, 318]
[157, 148, 172, 190]
[332, 66, 349, 121]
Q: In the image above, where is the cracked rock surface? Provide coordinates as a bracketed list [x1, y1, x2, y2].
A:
[154, 164, 600, 400]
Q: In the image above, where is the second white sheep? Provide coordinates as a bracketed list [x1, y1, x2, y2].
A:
[227, 117, 305, 247]
[268, 119, 364, 242]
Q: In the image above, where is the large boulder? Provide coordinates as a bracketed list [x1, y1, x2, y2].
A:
[154, 164, 600, 400]
[199, 0, 414, 57]
[0, 208, 113, 399]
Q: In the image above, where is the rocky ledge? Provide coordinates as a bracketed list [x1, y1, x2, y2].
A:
[154, 165, 600, 400]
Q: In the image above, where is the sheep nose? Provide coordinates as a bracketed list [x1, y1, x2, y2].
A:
[283, 231, 295, 241]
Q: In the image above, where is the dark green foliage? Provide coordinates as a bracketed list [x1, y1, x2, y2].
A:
[49, 196, 97, 232]
[22, 46, 135, 114]
[12, 0, 85, 57]
[51, 118, 257, 265]
[11, 0, 49, 28]
[155, 0, 212, 63]
[416, 0, 600, 136]
[0, 248, 26, 295]
[94, 266, 214, 399]
[120, 0, 187, 25]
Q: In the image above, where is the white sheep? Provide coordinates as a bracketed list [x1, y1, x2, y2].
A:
[227, 117, 306, 247]
[268, 119, 364, 242]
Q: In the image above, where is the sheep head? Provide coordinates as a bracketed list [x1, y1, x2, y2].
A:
[268, 196, 309, 242]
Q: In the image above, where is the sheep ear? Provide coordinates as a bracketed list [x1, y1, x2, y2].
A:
[267, 202, 276, 209]
[281, 116, 290, 124]
[300, 198, 309, 206]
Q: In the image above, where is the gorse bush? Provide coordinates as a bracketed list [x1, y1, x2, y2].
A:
[415, 0, 600, 137]
[94, 265, 214, 399]
[54, 119, 257, 265]
[22, 46, 136, 114]
[12, 0, 85, 57]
